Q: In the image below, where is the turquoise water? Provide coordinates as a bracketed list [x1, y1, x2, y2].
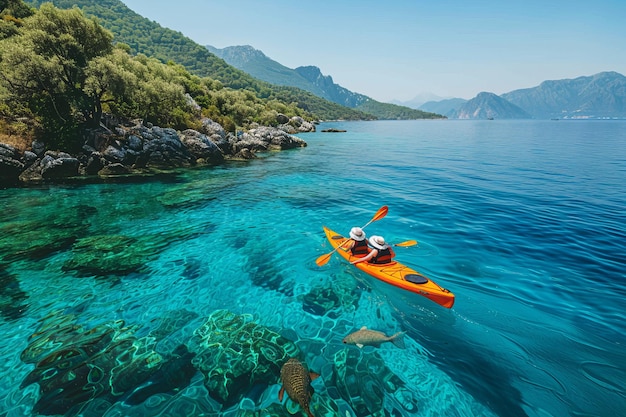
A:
[1, 120, 625, 416]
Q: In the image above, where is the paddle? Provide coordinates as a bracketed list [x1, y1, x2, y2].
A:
[394, 240, 418, 247]
[316, 206, 388, 267]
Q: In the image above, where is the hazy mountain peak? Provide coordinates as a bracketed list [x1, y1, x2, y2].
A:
[450, 92, 531, 119]
[391, 92, 451, 109]
[502, 71, 626, 118]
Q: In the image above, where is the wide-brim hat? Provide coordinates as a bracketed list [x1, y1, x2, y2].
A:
[369, 235, 388, 250]
[350, 227, 366, 241]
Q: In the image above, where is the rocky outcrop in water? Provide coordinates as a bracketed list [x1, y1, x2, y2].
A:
[0, 117, 309, 186]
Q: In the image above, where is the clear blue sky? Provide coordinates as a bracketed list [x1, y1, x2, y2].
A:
[120, 0, 626, 102]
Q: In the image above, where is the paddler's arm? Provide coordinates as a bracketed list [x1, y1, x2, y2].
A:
[351, 249, 377, 265]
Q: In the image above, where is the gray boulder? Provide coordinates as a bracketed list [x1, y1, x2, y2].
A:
[278, 116, 316, 134]
[31, 140, 45, 156]
[18, 153, 80, 181]
[0, 143, 24, 181]
[41, 155, 80, 179]
[276, 113, 290, 124]
[23, 151, 38, 166]
[241, 126, 307, 151]
[198, 118, 233, 154]
[102, 145, 128, 164]
[140, 126, 194, 168]
[84, 152, 106, 175]
[180, 129, 224, 164]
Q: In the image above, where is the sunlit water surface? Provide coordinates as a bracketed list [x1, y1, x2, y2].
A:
[1, 120, 624, 417]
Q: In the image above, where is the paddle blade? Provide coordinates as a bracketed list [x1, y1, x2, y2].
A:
[315, 253, 332, 266]
[372, 205, 389, 222]
[394, 240, 418, 247]
[362, 205, 389, 229]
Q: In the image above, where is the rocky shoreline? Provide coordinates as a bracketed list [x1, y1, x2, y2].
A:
[0, 115, 313, 187]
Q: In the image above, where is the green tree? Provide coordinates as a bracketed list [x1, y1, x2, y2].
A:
[0, 4, 112, 149]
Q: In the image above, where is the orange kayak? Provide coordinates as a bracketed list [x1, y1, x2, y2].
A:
[323, 226, 455, 309]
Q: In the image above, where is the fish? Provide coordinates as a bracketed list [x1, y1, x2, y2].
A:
[279, 357, 320, 417]
[342, 326, 406, 349]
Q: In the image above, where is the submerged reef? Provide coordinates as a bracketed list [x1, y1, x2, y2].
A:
[188, 309, 300, 406]
[19, 307, 415, 416]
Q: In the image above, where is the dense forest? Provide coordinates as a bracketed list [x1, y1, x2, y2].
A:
[0, 0, 375, 152]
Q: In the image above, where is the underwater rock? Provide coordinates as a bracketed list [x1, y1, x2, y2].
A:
[243, 248, 293, 296]
[61, 234, 149, 276]
[0, 218, 83, 262]
[19, 313, 183, 416]
[124, 344, 197, 406]
[302, 285, 341, 317]
[60, 223, 203, 278]
[156, 183, 218, 209]
[0, 264, 28, 320]
[0, 206, 92, 262]
[302, 280, 361, 318]
[148, 308, 199, 341]
[188, 309, 300, 407]
[61, 226, 202, 277]
[330, 348, 415, 416]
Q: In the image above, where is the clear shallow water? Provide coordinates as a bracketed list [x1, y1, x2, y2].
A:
[1, 120, 625, 416]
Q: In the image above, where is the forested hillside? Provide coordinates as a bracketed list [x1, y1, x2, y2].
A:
[0, 2, 332, 152]
[24, 0, 373, 122]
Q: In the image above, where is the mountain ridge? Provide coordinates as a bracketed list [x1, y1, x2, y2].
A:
[206, 44, 442, 120]
[501, 71, 626, 119]
[418, 71, 626, 119]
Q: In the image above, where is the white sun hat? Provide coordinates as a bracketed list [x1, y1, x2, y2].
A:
[369, 235, 388, 250]
[349, 227, 366, 241]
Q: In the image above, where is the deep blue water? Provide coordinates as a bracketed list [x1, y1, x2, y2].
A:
[1, 119, 625, 417]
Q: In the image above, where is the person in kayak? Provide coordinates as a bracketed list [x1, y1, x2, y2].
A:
[351, 235, 395, 265]
[348, 227, 370, 256]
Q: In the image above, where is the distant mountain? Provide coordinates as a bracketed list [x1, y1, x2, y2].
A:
[391, 92, 450, 109]
[418, 72, 626, 119]
[206, 44, 443, 120]
[294, 65, 370, 108]
[501, 71, 626, 119]
[419, 98, 467, 117]
[206, 45, 328, 97]
[448, 92, 531, 120]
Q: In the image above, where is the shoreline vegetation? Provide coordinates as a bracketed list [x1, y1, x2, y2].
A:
[0, 2, 313, 187]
